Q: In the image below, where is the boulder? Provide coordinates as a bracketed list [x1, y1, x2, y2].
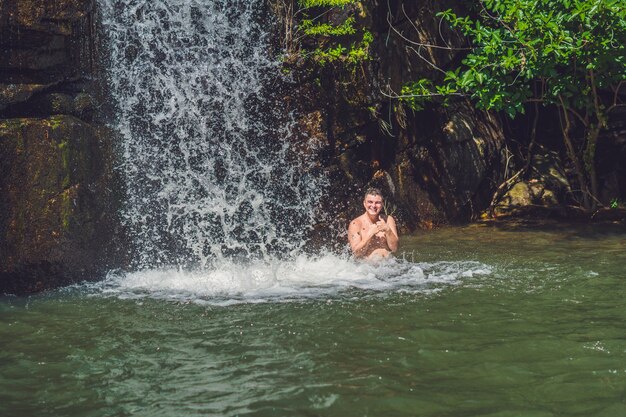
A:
[0, 116, 119, 294]
[0, 83, 53, 112]
[0, 0, 122, 294]
[492, 148, 571, 217]
[0, 0, 95, 84]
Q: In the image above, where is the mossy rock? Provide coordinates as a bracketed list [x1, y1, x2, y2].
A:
[494, 178, 563, 218]
[494, 182, 532, 216]
[0, 115, 120, 294]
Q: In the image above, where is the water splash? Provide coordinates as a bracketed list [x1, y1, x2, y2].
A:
[100, 0, 324, 268]
[84, 257, 492, 306]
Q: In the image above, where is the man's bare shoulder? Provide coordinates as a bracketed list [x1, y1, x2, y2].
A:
[349, 214, 368, 228]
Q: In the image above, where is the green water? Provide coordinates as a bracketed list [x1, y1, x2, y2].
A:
[1, 225, 625, 416]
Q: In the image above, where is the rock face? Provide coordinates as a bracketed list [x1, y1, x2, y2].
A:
[280, 0, 506, 242]
[491, 149, 569, 217]
[0, 0, 120, 294]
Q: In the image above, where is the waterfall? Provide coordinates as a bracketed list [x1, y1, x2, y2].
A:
[99, 0, 324, 269]
[93, 0, 485, 305]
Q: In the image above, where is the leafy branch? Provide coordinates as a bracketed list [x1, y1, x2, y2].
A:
[388, 0, 626, 211]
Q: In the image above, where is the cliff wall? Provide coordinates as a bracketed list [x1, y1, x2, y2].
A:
[0, 0, 120, 294]
[279, 0, 506, 242]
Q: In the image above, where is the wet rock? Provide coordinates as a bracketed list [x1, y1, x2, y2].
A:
[530, 150, 570, 193]
[0, 86, 97, 120]
[25, 92, 95, 119]
[0, 83, 53, 112]
[591, 208, 626, 223]
[0, 0, 92, 35]
[31, 92, 74, 114]
[72, 92, 95, 118]
[494, 179, 562, 217]
[0, 116, 119, 294]
[494, 182, 532, 216]
[0, 0, 120, 294]
[491, 148, 571, 217]
[0, 0, 96, 85]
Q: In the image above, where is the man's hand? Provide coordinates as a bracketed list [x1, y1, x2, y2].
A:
[376, 219, 389, 233]
[365, 222, 382, 239]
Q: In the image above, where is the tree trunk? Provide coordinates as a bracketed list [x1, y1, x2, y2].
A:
[558, 97, 591, 210]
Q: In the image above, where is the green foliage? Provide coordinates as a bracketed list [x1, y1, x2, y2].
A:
[312, 44, 347, 65]
[399, 0, 626, 209]
[401, 0, 626, 117]
[308, 31, 372, 66]
[610, 198, 620, 209]
[295, 0, 371, 67]
[347, 29, 372, 62]
[298, 0, 355, 7]
[300, 17, 356, 36]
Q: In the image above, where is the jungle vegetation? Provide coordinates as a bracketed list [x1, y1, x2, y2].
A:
[272, 0, 371, 65]
[273, 0, 625, 212]
[399, 0, 626, 211]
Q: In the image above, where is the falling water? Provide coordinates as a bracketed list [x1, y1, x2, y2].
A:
[100, 0, 323, 269]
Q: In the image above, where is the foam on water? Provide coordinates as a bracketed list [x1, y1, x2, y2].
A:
[84, 257, 492, 305]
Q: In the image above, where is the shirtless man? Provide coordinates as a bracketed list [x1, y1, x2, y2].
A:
[348, 188, 399, 259]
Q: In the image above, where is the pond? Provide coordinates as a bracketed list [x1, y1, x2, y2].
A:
[1, 224, 625, 416]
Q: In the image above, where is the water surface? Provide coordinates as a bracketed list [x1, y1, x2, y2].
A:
[1, 225, 625, 416]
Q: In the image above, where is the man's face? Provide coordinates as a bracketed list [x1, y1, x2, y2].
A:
[363, 194, 383, 216]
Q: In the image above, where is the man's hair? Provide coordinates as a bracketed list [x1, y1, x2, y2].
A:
[363, 187, 384, 201]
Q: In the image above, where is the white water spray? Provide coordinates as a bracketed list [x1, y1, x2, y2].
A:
[100, 0, 323, 268]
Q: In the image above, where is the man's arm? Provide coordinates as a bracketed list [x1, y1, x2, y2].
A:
[383, 215, 399, 252]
